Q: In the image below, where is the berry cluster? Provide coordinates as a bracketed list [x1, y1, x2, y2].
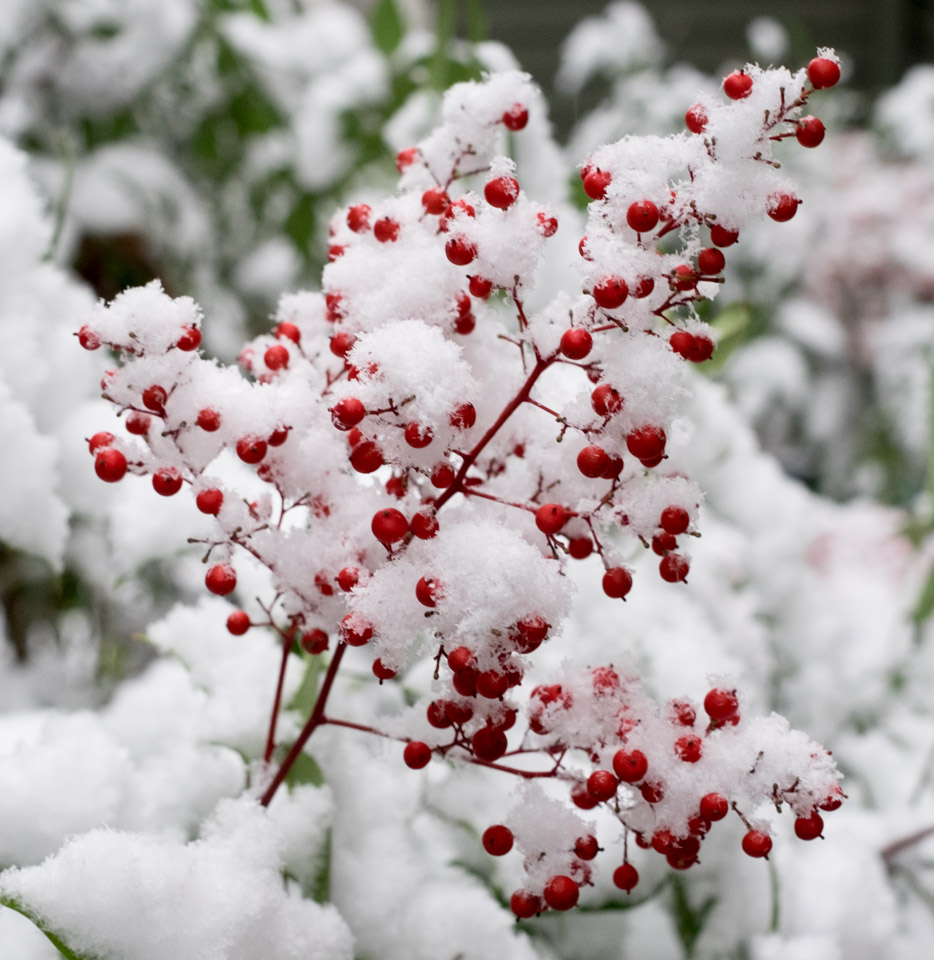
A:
[79, 59, 842, 916]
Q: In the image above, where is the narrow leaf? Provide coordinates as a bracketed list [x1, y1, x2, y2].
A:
[371, 0, 404, 55]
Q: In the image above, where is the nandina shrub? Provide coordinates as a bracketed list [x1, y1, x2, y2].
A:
[78, 58, 844, 913]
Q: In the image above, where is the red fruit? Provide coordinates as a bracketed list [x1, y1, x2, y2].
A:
[176, 326, 201, 351]
[94, 448, 127, 483]
[592, 276, 629, 310]
[346, 203, 372, 232]
[395, 147, 418, 171]
[197, 408, 221, 431]
[687, 335, 714, 363]
[627, 426, 666, 462]
[641, 781, 664, 803]
[329, 331, 356, 358]
[196, 488, 223, 515]
[591, 383, 623, 416]
[484, 176, 520, 209]
[587, 769, 618, 802]
[452, 668, 477, 698]
[374, 217, 400, 243]
[659, 554, 690, 582]
[482, 825, 514, 856]
[796, 115, 825, 148]
[674, 735, 702, 763]
[602, 452, 623, 478]
[660, 505, 690, 535]
[613, 863, 639, 892]
[560, 328, 593, 360]
[447, 647, 475, 673]
[264, 344, 289, 371]
[704, 688, 739, 721]
[445, 236, 477, 266]
[205, 563, 237, 596]
[142, 385, 167, 414]
[314, 571, 334, 596]
[126, 411, 150, 435]
[724, 70, 753, 99]
[602, 567, 633, 600]
[403, 421, 433, 448]
[152, 467, 183, 496]
[330, 397, 366, 431]
[652, 531, 677, 555]
[807, 56, 840, 89]
[574, 835, 599, 860]
[372, 508, 408, 544]
[427, 700, 453, 729]
[336, 567, 360, 592]
[471, 726, 508, 761]
[670, 330, 694, 358]
[535, 503, 567, 535]
[468, 275, 492, 299]
[685, 103, 708, 133]
[302, 629, 329, 655]
[450, 402, 477, 429]
[268, 426, 289, 447]
[742, 829, 772, 858]
[669, 698, 696, 726]
[794, 811, 824, 840]
[767, 192, 800, 222]
[502, 103, 529, 130]
[372, 659, 397, 682]
[582, 169, 611, 200]
[477, 670, 508, 699]
[626, 200, 659, 233]
[510, 890, 541, 919]
[340, 613, 373, 646]
[236, 436, 267, 464]
[672, 264, 697, 290]
[350, 440, 383, 473]
[571, 782, 599, 810]
[403, 741, 431, 769]
[568, 536, 593, 559]
[415, 576, 443, 608]
[578, 235, 592, 260]
[411, 511, 439, 539]
[699, 793, 729, 822]
[710, 223, 739, 247]
[544, 875, 579, 911]
[226, 611, 250, 635]
[819, 786, 844, 811]
[514, 615, 549, 652]
[327, 244, 345, 262]
[430, 463, 455, 488]
[613, 748, 647, 782]
[88, 432, 115, 454]
[536, 212, 558, 237]
[421, 188, 450, 215]
[698, 247, 725, 274]
[577, 445, 609, 478]
[78, 325, 101, 350]
[633, 276, 655, 298]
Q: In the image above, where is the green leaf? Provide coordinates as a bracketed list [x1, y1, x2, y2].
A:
[670, 875, 717, 957]
[0, 898, 89, 960]
[370, 0, 404, 55]
[309, 827, 332, 903]
[284, 750, 325, 789]
[912, 563, 934, 630]
[289, 652, 326, 716]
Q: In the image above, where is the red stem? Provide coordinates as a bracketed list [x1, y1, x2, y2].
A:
[263, 630, 294, 764]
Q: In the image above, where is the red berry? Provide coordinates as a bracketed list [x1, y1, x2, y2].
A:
[471, 726, 508, 761]
[415, 576, 443, 608]
[78, 325, 101, 350]
[329, 331, 356, 358]
[236, 436, 267, 464]
[197, 408, 221, 432]
[587, 769, 618, 802]
[613, 862, 639, 892]
[347, 204, 372, 232]
[468, 275, 492, 299]
[349, 440, 383, 473]
[626, 425, 666, 462]
[670, 330, 694, 358]
[687, 335, 714, 363]
[536, 211, 558, 237]
[669, 698, 696, 726]
[336, 567, 359, 592]
[484, 176, 520, 210]
[697, 247, 725, 274]
[613, 748, 647, 782]
[535, 503, 567, 536]
[403, 741, 431, 769]
[794, 811, 824, 840]
[302, 629, 329, 655]
[724, 70, 753, 99]
[573, 835, 599, 861]
[314, 571, 334, 596]
[268, 426, 289, 447]
[582, 169, 611, 200]
[196, 488, 223, 515]
[672, 264, 697, 290]
[568, 536, 593, 559]
[176, 326, 201, 351]
[660, 505, 690, 535]
[404, 421, 433, 448]
[699, 793, 729, 822]
[205, 563, 237, 596]
[126, 411, 150, 435]
[510, 890, 541, 919]
[447, 646, 475, 672]
[578, 235, 592, 260]
[374, 217, 400, 243]
[807, 56, 840, 89]
[685, 104, 708, 133]
[264, 344, 289, 371]
[427, 700, 453, 729]
[395, 147, 418, 171]
[411, 511, 439, 539]
[327, 244, 344, 262]
[652, 531, 677, 555]
[450, 402, 477, 429]
[94, 448, 127, 483]
[704, 688, 739, 721]
[430, 462, 455, 488]
[482, 825, 514, 856]
[421, 188, 450, 215]
[340, 613, 373, 646]
[819, 787, 845, 811]
[445, 236, 477, 266]
[477, 670, 507, 699]
[633, 276, 655, 298]
[330, 397, 366, 431]
[152, 467, 183, 496]
[659, 554, 690, 582]
[571, 782, 599, 810]
[711, 225, 740, 250]
[88, 431, 115, 454]
[372, 508, 408, 544]
[543, 875, 579, 911]
[640, 781, 664, 803]
[447, 695, 474, 720]
[502, 103, 529, 130]
[275, 325, 300, 350]
[742, 829, 772, 858]
[142, 385, 167, 414]
[226, 611, 251, 635]
[577, 445, 609, 478]
[591, 383, 623, 416]
[602, 567, 633, 600]
[514, 615, 548, 652]
[592, 276, 629, 310]
[372, 658, 397, 682]
[767, 192, 800, 222]
[796, 115, 825, 148]
[626, 200, 659, 233]
[674, 734, 702, 762]
[560, 328, 593, 360]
